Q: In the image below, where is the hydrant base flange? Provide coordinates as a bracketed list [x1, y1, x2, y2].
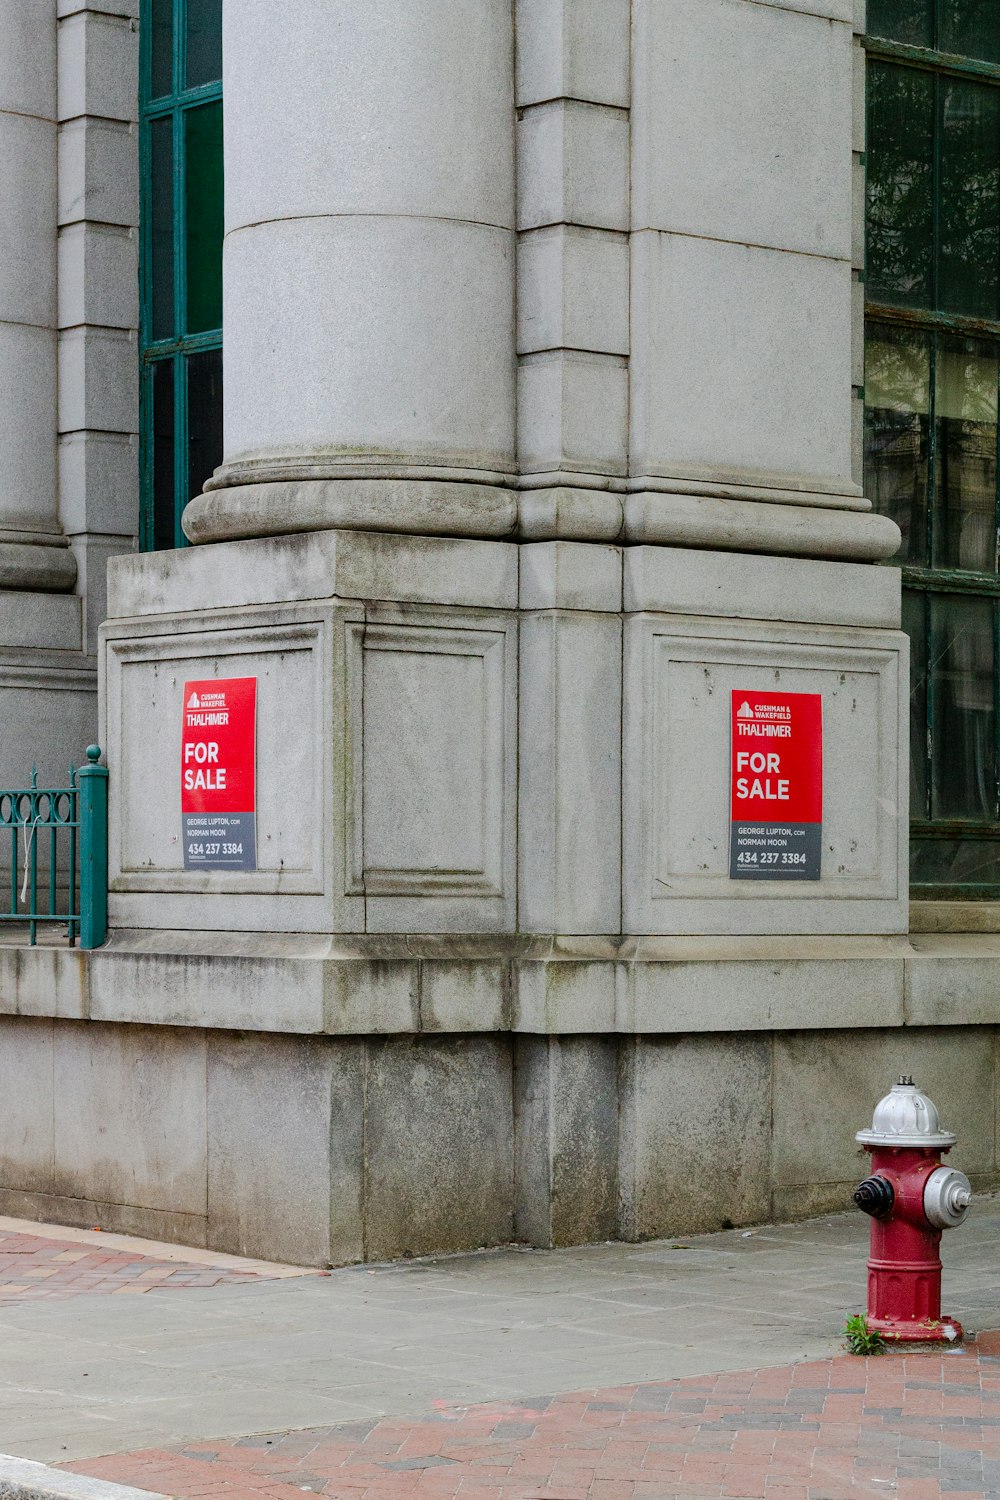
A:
[866, 1313, 964, 1344]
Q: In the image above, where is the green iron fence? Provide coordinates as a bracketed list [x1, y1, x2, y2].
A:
[0, 747, 108, 949]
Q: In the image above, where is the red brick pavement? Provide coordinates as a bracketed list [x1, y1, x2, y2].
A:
[0, 1229, 283, 1301]
[64, 1344, 1000, 1500]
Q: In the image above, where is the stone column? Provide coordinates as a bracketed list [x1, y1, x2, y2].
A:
[626, 0, 899, 563]
[184, 0, 516, 546]
[0, 0, 76, 591]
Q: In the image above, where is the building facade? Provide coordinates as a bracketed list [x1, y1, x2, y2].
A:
[1, 0, 999, 1265]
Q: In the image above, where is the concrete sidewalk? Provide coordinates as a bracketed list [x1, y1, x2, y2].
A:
[0, 1202, 999, 1467]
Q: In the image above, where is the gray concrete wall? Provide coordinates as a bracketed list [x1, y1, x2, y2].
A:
[1, 1007, 996, 1266]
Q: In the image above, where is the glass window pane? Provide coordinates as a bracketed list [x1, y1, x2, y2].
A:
[864, 323, 931, 563]
[939, 79, 1000, 321]
[184, 101, 224, 334]
[186, 348, 223, 505]
[152, 359, 176, 552]
[150, 116, 174, 341]
[867, 0, 932, 47]
[903, 588, 929, 818]
[866, 63, 935, 310]
[150, 0, 173, 99]
[186, 0, 222, 89]
[938, 0, 1000, 67]
[911, 835, 1000, 887]
[929, 593, 996, 820]
[932, 336, 999, 571]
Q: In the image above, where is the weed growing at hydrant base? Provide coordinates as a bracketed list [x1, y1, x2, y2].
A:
[844, 1313, 887, 1355]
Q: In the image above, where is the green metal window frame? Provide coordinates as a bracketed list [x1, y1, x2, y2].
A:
[138, 0, 222, 552]
[865, 13, 1000, 898]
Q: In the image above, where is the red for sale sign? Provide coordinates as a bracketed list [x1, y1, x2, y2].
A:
[730, 690, 822, 880]
[181, 677, 257, 871]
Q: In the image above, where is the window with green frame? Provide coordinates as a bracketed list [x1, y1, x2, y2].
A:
[139, 0, 223, 552]
[865, 1, 1000, 895]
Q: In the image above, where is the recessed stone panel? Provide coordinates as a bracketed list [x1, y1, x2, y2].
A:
[348, 610, 516, 932]
[113, 627, 320, 880]
[103, 603, 363, 934]
[623, 614, 908, 935]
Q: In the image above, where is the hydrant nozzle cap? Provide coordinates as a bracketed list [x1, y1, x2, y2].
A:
[856, 1078, 958, 1149]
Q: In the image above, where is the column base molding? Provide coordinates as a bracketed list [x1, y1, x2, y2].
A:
[185, 475, 902, 562]
[623, 490, 900, 562]
[0, 538, 77, 592]
[183, 478, 519, 545]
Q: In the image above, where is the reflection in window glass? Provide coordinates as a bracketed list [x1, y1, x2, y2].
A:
[903, 588, 929, 818]
[866, 5, 1000, 893]
[939, 0, 1000, 67]
[150, 116, 174, 342]
[141, 0, 223, 551]
[911, 836, 1000, 887]
[939, 80, 1000, 321]
[186, 0, 222, 88]
[869, 0, 1000, 63]
[868, 0, 933, 46]
[930, 593, 996, 820]
[184, 101, 224, 334]
[867, 63, 935, 310]
[933, 338, 999, 571]
[152, 360, 176, 552]
[864, 324, 931, 564]
[150, 0, 173, 99]
[187, 349, 223, 505]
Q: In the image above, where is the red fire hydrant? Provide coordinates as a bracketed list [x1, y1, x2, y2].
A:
[854, 1075, 971, 1342]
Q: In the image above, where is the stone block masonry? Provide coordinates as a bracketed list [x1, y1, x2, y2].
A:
[0, 977, 998, 1265]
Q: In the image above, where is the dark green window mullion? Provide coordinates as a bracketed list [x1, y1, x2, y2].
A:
[139, 0, 223, 552]
[138, 1, 153, 550]
[138, 103, 149, 552]
[142, 80, 221, 116]
[904, 568, 1000, 597]
[865, 302, 1000, 341]
[866, 38, 1000, 87]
